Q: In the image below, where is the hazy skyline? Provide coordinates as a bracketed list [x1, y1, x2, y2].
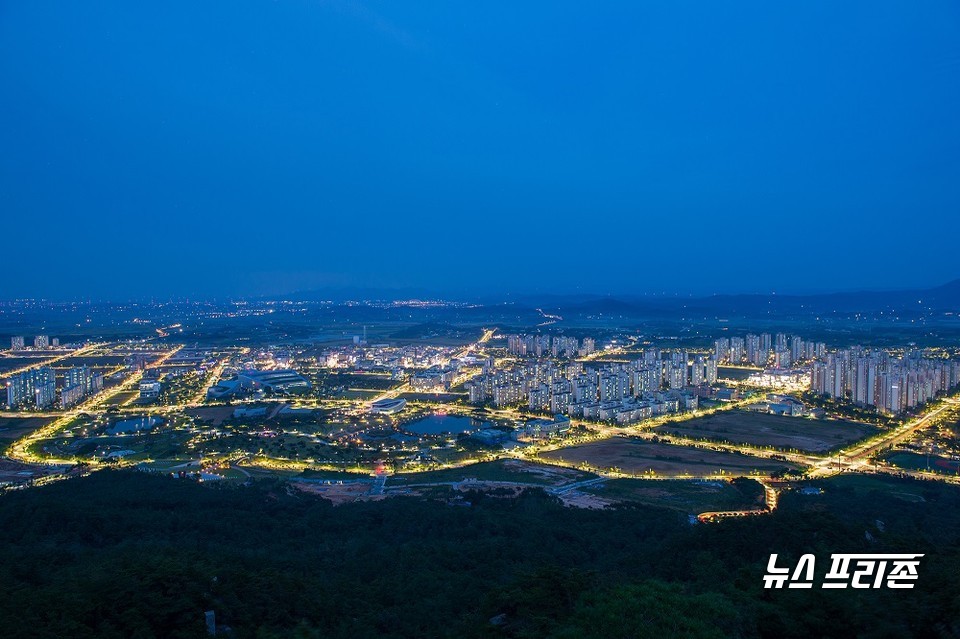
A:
[3, 1, 960, 300]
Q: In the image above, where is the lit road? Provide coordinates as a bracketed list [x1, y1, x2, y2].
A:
[4, 322, 959, 509]
[535, 308, 563, 327]
[0, 342, 105, 378]
[87, 345, 184, 410]
[806, 396, 960, 479]
[6, 345, 184, 465]
[578, 336, 639, 362]
[187, 348, 249, 407]
[365, 328, 496, 407]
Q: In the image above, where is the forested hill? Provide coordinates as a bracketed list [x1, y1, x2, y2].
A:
[0, 471, 959, 638]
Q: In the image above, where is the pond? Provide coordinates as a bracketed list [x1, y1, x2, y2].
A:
[108, 415, 163, 435]
[404, 414, 497, 435]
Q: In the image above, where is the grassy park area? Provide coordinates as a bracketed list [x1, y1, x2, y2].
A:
[654, 409, 879, 453]
[541, 437, 797, 477]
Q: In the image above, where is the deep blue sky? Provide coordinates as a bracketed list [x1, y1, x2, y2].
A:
[2, 2, 959, 300]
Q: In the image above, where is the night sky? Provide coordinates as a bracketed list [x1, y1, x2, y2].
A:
[2, 2, 959, 300]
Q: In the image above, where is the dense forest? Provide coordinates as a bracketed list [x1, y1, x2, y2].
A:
[1, 471, 959, 638]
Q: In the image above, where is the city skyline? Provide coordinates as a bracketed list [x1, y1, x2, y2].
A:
[4, 3, 960, 636]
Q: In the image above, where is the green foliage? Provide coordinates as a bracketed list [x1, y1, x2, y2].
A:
[551, 582, 739, 639]
[0, 470, 959, 637]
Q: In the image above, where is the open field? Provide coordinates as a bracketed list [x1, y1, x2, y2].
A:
[186, 406, 237, 425]
[583, 478, 766, 513]
[101, 390, 140, 406]
[791, 473, 932, 505]
[653, 410, 879, 453]
[334, 389, 380, 400]
[885, 450, 960, 475]
[319, 373, 398, 390]
[0, 357, 53, 374]
[52, 355, 128, 368]
[391, 459, 595, 486]
[294, 481, 372, 504]
[0, 417, 55, 448]
[541, 437, 798, 477]
[0, 458, 62, 484]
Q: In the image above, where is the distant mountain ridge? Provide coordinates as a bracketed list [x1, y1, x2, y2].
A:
[529, 279, 960, 317]
[262, 279, 960, 318]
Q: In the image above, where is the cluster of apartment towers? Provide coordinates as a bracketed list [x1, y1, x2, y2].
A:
[5, 335, 103, 410]
[717, 332, 960, 415]
[465, 333, 960, 420]
[464, 335, 718, 424]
